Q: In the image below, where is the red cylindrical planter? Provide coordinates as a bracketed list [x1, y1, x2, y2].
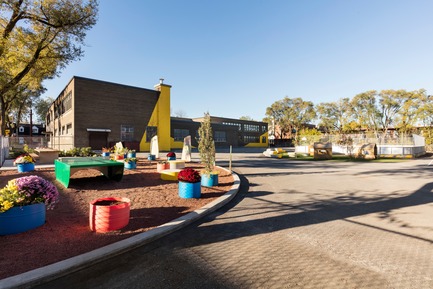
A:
[89, 197, 130, 233]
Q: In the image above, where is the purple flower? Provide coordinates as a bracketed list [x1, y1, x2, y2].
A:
[14, 175, 59, 209]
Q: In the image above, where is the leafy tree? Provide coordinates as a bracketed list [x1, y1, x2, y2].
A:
[350, 91, 381, 134]
[394, 89, 425, 134]
[239, 116, 254, 121]
[316, 98, 351, 134]
[418, 93, 433, 127]
[265, 97, 316, 142]
[172, 109, 187, 118]
[265, 99, 287, 139]
[34, 96, 54, 123]
[378, 89, 416, 136]
[0, 0, 98, 135]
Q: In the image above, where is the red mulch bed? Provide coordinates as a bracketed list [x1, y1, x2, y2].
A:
[0, 159, 234, 280]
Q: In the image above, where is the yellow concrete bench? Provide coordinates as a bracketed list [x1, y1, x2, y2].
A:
[160, 169, 181, 181]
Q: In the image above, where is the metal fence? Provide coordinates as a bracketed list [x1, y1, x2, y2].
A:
[0, 136, 9, 165]
[298, 134, 418, 146]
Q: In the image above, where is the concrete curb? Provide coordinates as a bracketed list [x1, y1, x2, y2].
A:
[0, 168, 241, 289]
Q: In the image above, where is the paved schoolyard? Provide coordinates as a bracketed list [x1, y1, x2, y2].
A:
[30, 152, 433, 288]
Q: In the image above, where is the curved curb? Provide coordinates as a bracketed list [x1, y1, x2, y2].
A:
[0, 168, 241, 289]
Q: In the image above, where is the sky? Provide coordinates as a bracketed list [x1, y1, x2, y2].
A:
[41, 0, 433, 122]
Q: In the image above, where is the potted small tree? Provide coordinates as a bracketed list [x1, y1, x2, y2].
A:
[197, 112, 218, 187]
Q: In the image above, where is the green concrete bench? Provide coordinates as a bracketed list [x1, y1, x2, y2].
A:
[55, 157, 124, 188]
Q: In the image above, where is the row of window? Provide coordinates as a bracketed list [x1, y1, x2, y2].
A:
[222, 122, 267, 133]
[48, 92, 72, 124]
[54, 123, 72, 136]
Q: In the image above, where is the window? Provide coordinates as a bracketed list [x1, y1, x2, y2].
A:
[121, 125, 134, 141]
[146, 126, 157, 142]
[61, 126, 65, 135]
[244, 124, 259, 132]
[174, 129, 189, 141]
[223, 121, 242, 131]
[214, 131, 226, 143]
[63, 92, 72, 112]
[243, 135, 259, 143]
[66, 123, 72, 135]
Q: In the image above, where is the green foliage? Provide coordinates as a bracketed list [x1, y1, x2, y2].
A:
[296, 128, 322, 145]
[60, 147, 95, 157]
[34, 97, 54, 123]
[197, 112, 216, 175]
[0, 0, 98, 135]
[265, 97, 316, 141]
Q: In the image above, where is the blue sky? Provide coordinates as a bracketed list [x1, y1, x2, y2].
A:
[42, 0, 433, 121]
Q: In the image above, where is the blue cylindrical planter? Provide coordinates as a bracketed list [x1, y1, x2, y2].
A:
[127, 152, 136, 158]
[148, 154, 156, 161]
[201, 173, 219, 187]
[101, 152, 110, 157]
[178, 181, 201, 198]
[124, 162, 136, 170]
[167, 156, 176, 161]
[0, 203, 46, 235]
[17, 163, 35, 173]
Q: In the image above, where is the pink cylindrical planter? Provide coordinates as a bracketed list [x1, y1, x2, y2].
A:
[89, 197, 130, 233]
[156, 163, 170, 172]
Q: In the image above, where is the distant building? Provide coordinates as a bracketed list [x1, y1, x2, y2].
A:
[6, 123, 46, 137]
[171, 116, 268, 149]
[46, 76, 268, 151]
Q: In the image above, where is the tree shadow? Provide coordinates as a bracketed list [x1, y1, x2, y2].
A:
[173, 176, 433, 247]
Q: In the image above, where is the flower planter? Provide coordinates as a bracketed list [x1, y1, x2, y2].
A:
[0, 203, 46, 235]
[201, 173, 219, 187]
[127, 152, 136, 158]
[148, 154, 156, 161]
[178, 181, 201, 198]
[16, 163, 35, 173]
[157, 163, 170, 172]
[124, 162, 136, 170]
[89, 197, 130, 233]
[114, 154, 124, 160]
[167, 156, 176, 161]
[101, 152, 110, 157]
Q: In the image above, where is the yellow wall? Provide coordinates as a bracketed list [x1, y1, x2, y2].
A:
[140, 82, 172, 152]
[245, 132, 269, 148]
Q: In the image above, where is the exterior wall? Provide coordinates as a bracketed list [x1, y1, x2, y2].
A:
[140, 82, 171, 151]
[47, 76, 160, 151]
[47, 80, 75, 150]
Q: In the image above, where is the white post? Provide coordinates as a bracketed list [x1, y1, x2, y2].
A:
[229, 145, 232, 172]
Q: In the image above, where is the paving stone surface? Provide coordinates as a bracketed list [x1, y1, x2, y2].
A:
[34, 151, 433, 289]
